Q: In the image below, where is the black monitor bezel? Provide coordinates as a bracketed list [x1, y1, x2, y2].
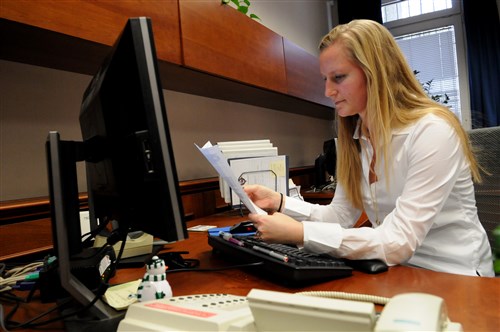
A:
[46, 17, 187, 325]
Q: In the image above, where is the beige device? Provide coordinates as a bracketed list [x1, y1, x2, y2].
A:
[117, 289, 462, 331]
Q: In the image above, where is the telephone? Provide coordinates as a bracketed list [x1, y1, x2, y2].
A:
[117, 289, 463, 331]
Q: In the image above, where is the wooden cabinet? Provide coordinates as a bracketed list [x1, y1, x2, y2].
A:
[0, 0, 182, 64]
[284, 39, 333, 107]
[0, 0, 332, 118]
[179, 0, 287, 93]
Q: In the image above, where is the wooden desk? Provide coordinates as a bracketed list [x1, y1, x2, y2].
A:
[2, 211, 499, 331]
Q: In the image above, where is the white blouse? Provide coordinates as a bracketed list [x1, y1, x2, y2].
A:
[284, 114, 494, 277]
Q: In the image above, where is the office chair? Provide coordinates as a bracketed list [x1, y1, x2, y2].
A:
[468, 126, 500, 253]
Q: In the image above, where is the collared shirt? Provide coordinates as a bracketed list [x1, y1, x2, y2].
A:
[284, 114, 494, 277]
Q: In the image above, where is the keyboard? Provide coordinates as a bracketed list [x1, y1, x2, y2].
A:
[208, 233, 353, 284]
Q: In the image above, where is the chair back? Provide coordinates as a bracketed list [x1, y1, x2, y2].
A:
[468, 126, 500, 249]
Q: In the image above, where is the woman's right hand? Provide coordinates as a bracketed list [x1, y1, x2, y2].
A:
[248, 212, 303, 245]
[243, 184, 283, 213]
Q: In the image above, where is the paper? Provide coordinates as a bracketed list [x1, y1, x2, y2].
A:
[196, 142, 267, 215]
[103, 279, 141, 310]
[187, 225, 217, 232]
[217, 140, 277, 202]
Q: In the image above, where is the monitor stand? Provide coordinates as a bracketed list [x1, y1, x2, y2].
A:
[46, 131, 124, 330]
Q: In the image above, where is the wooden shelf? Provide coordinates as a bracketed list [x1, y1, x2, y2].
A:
[0, 0, 333, 119]
[179, 0, 287, 93]
[0, 0, 182, 64]
[284, 38, 331, 106]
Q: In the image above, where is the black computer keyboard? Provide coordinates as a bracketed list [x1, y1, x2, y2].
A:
[208, 233, 353, 284]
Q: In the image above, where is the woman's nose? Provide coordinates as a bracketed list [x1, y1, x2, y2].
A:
[325, 81, 337, 98]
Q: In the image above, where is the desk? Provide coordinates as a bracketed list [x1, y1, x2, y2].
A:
[2, 211, 499, 331]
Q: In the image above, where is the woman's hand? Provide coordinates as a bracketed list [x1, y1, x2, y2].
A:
[248, 212, 304, 246]
[244, 184, 284, 213]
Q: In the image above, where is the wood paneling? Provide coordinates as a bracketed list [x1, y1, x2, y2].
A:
[284, 39, 333, 107]
[0, 0, 182, 64]
[179, 0, 287, 92]
[0, 0, 333, 118]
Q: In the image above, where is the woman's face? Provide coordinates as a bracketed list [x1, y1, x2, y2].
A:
[320, 42, 368, 120]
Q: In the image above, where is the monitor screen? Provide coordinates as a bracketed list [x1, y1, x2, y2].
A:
[80, 17, 187, 243]
[323, 138, 336, 178]
[46, 17, 187, 325]
[313, 138, 337, 189]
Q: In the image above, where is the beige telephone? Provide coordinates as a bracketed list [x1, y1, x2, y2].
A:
[117, 289, 463, 331]
[374, 292, 461, 331]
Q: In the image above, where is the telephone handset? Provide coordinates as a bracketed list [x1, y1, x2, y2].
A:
[117, 289, 463, 331]
[374, 293, 460, 331]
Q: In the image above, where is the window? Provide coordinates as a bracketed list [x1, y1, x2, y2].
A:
[382, 0, 453, 22]
[382, 0, 471, 129]
[395, 26, 460, 114]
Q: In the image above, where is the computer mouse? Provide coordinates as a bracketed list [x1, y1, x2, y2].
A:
[229, 221, 257, 234]
[345, 259, 388, 274]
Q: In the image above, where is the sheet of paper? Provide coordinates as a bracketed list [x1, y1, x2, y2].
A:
[196, 142, 267, 215]
[103, 279, 141, 310]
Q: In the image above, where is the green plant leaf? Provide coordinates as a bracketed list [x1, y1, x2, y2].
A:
[221, 0, 261, 22]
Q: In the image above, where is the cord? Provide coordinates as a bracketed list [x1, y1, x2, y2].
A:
[2, 296, 76, 330]
[0, 304, 10, 332]
[1, 235, 123, 330]
[295, 291, 391, 305]
[0, 262, 43, 292]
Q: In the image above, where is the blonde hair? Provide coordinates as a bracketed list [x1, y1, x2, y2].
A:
[319, 20, 481, 209]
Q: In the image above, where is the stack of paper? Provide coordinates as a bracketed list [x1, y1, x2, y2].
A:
[217, 140, 288, 207]
[196, 141, 267, 214]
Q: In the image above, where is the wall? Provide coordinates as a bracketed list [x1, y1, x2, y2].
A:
[0, 1, 334, 201]
[250, 0, 331, 55]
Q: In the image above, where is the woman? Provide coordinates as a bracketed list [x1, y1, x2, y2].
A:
[244, 20, 494, 277]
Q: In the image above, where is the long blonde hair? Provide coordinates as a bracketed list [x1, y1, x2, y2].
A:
[319, 20, 481, 209]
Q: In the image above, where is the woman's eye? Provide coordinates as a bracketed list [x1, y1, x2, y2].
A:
[334, 74, 346, 83]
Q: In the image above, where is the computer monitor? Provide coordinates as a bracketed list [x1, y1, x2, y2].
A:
[313, 138, 337, 189]
[323, 138, 337, 178]
[46, 17, 187, 328]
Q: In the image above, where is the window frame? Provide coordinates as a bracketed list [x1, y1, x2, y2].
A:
[382, 0, 471, 129]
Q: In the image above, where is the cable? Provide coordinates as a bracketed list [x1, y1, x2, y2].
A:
[0, 262, 43, 291]
[0, 286, 70, 331]
[26, 290, 103, 328]
[0, 304, 11, 332]
[295, 291, 391, 305]
[1, 236, 122, 330]
[2, 297, 73, 330]
[2, 274, 109, 330]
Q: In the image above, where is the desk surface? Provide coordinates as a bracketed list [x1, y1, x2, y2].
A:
[3, 211, 499, 331]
